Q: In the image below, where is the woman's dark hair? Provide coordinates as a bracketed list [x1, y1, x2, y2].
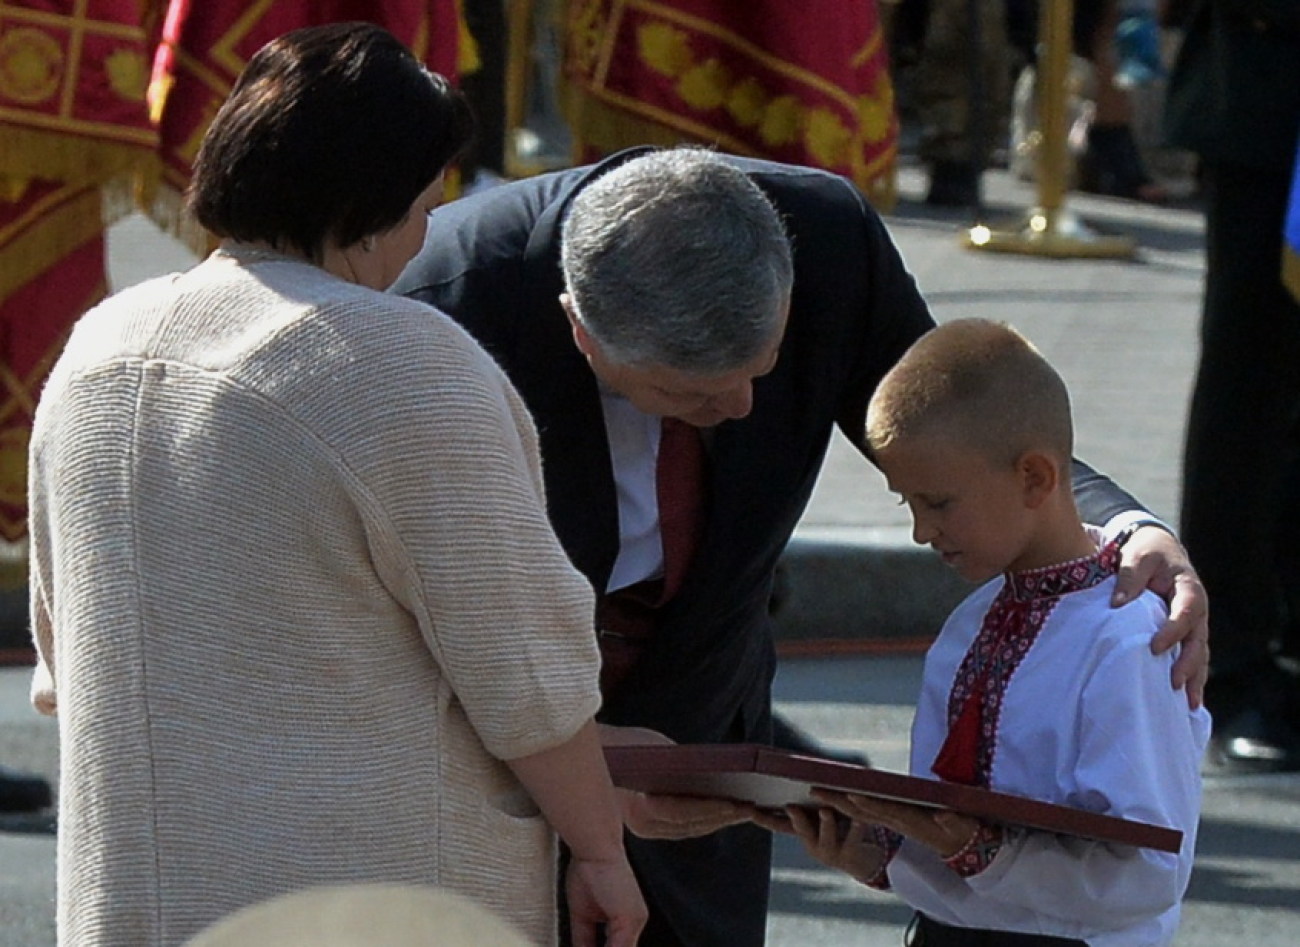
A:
[187, 22, 474, 261]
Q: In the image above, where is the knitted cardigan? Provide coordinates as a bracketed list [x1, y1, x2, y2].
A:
[28, 248, 601, 946]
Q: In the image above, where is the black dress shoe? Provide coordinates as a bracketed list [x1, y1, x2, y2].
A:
[0, 765, 53, 813]
[1208, 706, 1300, 774]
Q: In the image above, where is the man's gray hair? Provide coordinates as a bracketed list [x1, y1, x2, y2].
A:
[560, 148, 794, 373]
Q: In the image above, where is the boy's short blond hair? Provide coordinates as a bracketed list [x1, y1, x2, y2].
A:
[866, 319, 1073, 466]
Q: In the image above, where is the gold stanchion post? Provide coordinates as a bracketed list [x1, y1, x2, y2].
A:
[503, 0, 536, 178]
[964, 0, 1136, 258]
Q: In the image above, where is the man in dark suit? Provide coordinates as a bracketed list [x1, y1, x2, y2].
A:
[1165, 0, 1300, 772]
[392, 147, 1208, 946]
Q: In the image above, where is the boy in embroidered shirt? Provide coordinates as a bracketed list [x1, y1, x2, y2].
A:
[760, 319, 1210, 946]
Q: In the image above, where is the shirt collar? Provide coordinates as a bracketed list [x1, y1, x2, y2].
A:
[1004, 541, 1121, 603]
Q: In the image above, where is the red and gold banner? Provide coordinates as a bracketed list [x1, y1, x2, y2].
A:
[0, 3, 466, 630]
[0, 2, 160, 565]
[0, 179, 105, 555]
[562, 0, 898, 208]
[0, 0, 161, 190]
[147, 0, 463, 246]
[0, 2, 466, 559]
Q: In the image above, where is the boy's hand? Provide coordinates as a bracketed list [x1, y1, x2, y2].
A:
[812, 789, 979, 860]
[1110, 525, 1209, 708]
[756, 805, 887, 885]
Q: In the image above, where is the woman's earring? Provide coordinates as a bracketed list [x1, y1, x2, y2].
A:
[361, 235, 376, 253]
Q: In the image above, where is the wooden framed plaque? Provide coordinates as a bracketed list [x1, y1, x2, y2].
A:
[605, 743, 1181, 853]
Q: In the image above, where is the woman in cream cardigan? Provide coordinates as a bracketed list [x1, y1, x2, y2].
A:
[27, 22, 644, 947]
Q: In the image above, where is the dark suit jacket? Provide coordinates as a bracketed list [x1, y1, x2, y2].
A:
[391, 149, 1145, 945]
[395, 149, 937, 744]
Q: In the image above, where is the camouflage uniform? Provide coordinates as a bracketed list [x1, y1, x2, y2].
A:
[915, 0, 1013, 166]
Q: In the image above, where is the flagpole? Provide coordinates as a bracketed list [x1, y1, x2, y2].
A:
[963, 0, 1136, 259]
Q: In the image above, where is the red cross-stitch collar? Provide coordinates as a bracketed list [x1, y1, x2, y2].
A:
[931, 542, 1122, 786]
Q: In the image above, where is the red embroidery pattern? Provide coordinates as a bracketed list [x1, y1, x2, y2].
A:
[944, 823, 1008, 877]
[932, 542, 1122, 788]
[865, 824, 903, 890]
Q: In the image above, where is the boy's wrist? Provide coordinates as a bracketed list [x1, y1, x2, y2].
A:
[943, 822, 1006, 877]
[858, 824, 902, 889]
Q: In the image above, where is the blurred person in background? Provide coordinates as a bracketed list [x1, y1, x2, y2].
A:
[1165, 0, 1300, 772]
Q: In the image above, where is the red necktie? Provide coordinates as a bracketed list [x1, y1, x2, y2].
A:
[656, 417, 705, 603]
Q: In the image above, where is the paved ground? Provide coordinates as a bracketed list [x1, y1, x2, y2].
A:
[2, 161, 1298, 944]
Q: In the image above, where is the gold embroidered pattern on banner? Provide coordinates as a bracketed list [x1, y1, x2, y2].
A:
[0, 26, 62, 105]
[568, 0, 896, 192]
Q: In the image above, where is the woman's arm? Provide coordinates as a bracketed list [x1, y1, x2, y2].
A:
[508, 720, 647, 947]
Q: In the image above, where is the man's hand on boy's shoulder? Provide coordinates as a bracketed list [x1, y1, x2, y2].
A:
[1110, 525, 1209, 709]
